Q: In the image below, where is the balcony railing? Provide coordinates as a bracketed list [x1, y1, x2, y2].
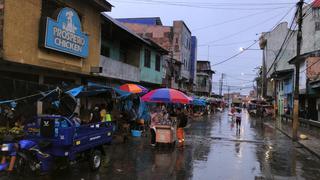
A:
[195, 86, 210, 93]
[99, 55, 140, 82]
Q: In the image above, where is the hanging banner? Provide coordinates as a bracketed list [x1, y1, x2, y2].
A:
[44, 7, 89, 58]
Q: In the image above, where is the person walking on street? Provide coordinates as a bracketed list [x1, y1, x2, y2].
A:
[229, 106, 236, 121]
[235, 108, 242, 129]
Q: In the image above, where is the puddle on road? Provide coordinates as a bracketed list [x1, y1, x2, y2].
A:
[2, 111, 320, 180]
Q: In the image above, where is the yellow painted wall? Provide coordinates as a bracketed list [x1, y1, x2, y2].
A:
[2, 0, 101, 74]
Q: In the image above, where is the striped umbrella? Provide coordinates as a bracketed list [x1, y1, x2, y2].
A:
[142, 88, 191, 104]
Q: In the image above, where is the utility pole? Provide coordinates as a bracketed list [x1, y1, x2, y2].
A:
[207, 45, 210, 61]
[227, 85, 230, 107]
[293, 0, 304, 141]
[219, 73, 224, 96]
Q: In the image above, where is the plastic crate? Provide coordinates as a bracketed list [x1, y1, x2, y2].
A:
[131, 130, 142, 137]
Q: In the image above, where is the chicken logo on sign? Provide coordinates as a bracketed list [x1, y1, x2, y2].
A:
[63, 10, 77, 33]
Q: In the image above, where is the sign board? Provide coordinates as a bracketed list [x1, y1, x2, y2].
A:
[44, 7, 89, 58]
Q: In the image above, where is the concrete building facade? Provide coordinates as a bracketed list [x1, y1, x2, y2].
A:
[99, 14, 167, 88]
[0, 0, 113, 117]
[117, 17, 196, 92]
[194, 61, 214, 97]
[260, 22, 296, 116]
[0, 0, 167, 118]
[0, 0, 112, 90]
[260, 2, 320, 120]
[190, 36, 198, 85]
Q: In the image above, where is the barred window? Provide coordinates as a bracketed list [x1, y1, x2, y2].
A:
[316, 22, 320, 31]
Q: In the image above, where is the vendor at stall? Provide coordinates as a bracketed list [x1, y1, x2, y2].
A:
[150, 108, 160, 146]
[176, 108, 188, 148]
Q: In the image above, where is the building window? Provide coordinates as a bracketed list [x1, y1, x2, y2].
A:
[155, 55, 161, 71]
[144, 49, 151, 68]
[119, 44, 127, 63]
[101, 44, 110, 57]
[316, 22, 320, 31]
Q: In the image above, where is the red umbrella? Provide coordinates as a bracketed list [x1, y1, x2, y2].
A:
[142, 88, 191, 104]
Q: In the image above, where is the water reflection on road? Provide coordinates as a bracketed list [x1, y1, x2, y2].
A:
[2, 110, 320, 180]
[191, 110, 320, 180]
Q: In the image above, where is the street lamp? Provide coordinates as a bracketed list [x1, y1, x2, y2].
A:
[239, 47, 261, 52]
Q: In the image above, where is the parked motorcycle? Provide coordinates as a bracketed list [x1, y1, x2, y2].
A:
[0, 138, 49, 175]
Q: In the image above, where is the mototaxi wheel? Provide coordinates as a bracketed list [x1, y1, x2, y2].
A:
[89, 150, 102, 171]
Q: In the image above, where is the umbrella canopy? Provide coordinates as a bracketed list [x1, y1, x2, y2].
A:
[192, 98, 207, 106]
[119, 84, 148, 94]
[142, 88, 191, 104]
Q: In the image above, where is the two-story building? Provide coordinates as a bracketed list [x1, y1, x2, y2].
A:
[99, 14, 168, 88]
[288, 2, 320, 120]
[0, 0, 167, 115]
[117, 17, 196, 92]
[259, 22, 296, 116]
[0, 0, 112, 112]
[260, 1, 320, 120]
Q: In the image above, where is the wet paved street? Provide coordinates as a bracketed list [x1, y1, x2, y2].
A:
[3, 110, 320, 180]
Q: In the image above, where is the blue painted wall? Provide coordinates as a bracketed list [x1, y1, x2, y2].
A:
[190, 36, 197, 81]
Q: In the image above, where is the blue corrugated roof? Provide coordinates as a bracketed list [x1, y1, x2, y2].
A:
[116, 17, 162, 25]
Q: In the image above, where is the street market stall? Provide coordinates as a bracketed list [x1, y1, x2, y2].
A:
[142, 88, 191, 146]
[0, 83, 129, 173]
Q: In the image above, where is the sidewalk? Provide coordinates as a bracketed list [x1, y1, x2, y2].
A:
[264, 118, 320, 159]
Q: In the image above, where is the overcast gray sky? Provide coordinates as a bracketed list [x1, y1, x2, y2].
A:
[107, 0, 301, 95]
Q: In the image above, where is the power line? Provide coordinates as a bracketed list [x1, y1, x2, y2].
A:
[300, 59, 320, 73]
[198, 39, 257, 47]
[265, 1, 316, 76]
[130, 1, 296, 6]
[265, 11, 298, 76]
[193, 8, 284, 32]
[269, 5, 296, 31]
[205, 5, 295, 67]
[211, 40, 258, 66]
[301, 1, 316, 19]
[200, 8, 293, 45]
[112, 0, 292, 10]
